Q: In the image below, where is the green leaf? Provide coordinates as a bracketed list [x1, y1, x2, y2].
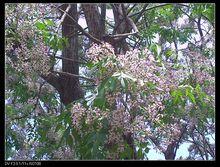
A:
[62, 37, 69, 47]
[185, 87, 196, 104]
[56, 111, 67, 122]
[108, 77, 117, 92]
[97, 132, 107, 144]
[71, 127, 80, 141]
[64, 111, 72, 125]
[6, 105, 14, 116]
[93, 97, 106, 108]
[165, 49, 173, 58]
[101, 117, 109, 130]
[121, 72, 137, 82]
[137, 148, 143, 159]
[146, 81, 156, 90]
[140, 142, 149, 148]
[205, 8, 214, 24]
[55, 123, 63, 132]
[144, 147, 150, 153]
[150, 44, 159, 56]
[49, 35, 55, 44]
[112, 72, 121, 77]
[38, 128, 47, 142]
[188, 91, 196, 104]
[44, 19, 55, 26]
[86, 62, 94, 69]
[63, 126, 70, 138]
[92, 142, 99, 158]
[171, 89, 182, 104]
[98, 86, 105, 98]
[98, 77, 109, 92]
[35, 21, 46, 30]
[120, 77, 126, 88]
[178, 32, 188, 43]
[59, 126, 70, 147]
[49, 35, 58, 49]
[123, 144, 133, 159]
[195, 84, 201, 94]
[57, 38, 64, 50]
[87, 132, 97, 145]
[66, 133, 73, 148]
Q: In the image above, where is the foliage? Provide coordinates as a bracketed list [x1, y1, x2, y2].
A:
[5, 3, 215, 160]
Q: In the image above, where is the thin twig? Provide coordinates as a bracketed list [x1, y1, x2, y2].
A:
[127, 4, 137, 15]
[56, 4, 71, 32]
[81, 84, 97, 87]
[129, 3, 172, 18]
[178, 6, 198, 24]
[134, 4, 149, 23]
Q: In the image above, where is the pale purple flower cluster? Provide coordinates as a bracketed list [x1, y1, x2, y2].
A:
[86, 42, 115, 63]
[13, 32, 50, 76]
[84, 44, 183, 146]
[71, 103, 107, 131]
[6, 4, 51, 77]
[189, 52, 215, 105]
[72, 38, 215, 159]
[52, 146, 74, 160]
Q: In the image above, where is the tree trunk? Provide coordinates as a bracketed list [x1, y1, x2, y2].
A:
[164, 143, 176, 160]
[58, 4, 83, 105]
[81, 4, 104, 40]
[112, 4, 130, 53]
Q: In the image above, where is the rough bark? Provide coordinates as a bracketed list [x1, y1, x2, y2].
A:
[59, 4, 83, 105]
[100, 4, 106, 36]
[81, 4, 103, 40]
[112, 4, 129, 53]
[42, 4, 83, 105]
[81, 4, 137, 54]
[164, 142, 177, 160]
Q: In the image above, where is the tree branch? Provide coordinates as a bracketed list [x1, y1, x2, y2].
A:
[127, 4, 137, 15]
[134, 4, 149, 23]
[58, 5, 103, 44]
[56, 4, 71, 32]
[197, 16, 204, 51]
[195, 125, 215, 158]
[148, 135, 166, 153]
[52, 70, 95, 82]
[40, 72, 61, 91]
[129, 3, 172, 18]
[178, 6, 198, 24]
[50, 55, 87, 64]
[109, 4, 139, 39]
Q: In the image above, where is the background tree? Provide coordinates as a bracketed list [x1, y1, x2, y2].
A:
[5, 3, 215, 160]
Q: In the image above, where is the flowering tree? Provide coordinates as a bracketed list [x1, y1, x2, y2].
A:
[5, 3, 215, 160]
